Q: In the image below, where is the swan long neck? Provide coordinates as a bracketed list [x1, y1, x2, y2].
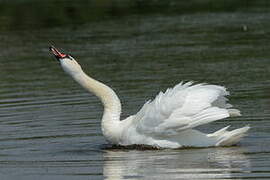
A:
[71, 71, 122, 143]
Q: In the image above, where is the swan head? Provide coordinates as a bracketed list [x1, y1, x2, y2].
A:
[49, 46, 82, 76]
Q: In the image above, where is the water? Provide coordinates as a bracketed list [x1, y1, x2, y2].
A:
[0, 0, 270, 179]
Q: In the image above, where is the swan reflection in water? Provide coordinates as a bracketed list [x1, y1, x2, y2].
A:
[103, 147, 250, 180]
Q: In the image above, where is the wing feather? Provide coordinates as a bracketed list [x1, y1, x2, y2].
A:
[133, 82, 234, 136]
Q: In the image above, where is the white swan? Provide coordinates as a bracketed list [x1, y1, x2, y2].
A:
[49, 46, 250, 149]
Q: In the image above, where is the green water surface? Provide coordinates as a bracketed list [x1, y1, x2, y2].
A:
[0, 0, 270, 179]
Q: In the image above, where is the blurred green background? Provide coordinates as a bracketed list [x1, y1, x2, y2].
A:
[0, 0, 269, 31]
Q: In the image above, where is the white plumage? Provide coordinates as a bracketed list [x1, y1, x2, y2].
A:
[50, 46, 250, 149]
[120, 82, 249, 148]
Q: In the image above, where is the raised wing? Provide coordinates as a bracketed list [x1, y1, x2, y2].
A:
[133, 82, 237, 136]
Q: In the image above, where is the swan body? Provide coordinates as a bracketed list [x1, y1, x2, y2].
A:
[50, 46, 250, 148]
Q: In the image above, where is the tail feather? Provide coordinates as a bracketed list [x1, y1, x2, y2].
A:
[207, 125, 231, 137]
[211, 126, 250, 146]
[228, 109, 242, 117]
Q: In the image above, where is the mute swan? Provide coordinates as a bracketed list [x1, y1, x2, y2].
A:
[49, 46, 249, 149]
